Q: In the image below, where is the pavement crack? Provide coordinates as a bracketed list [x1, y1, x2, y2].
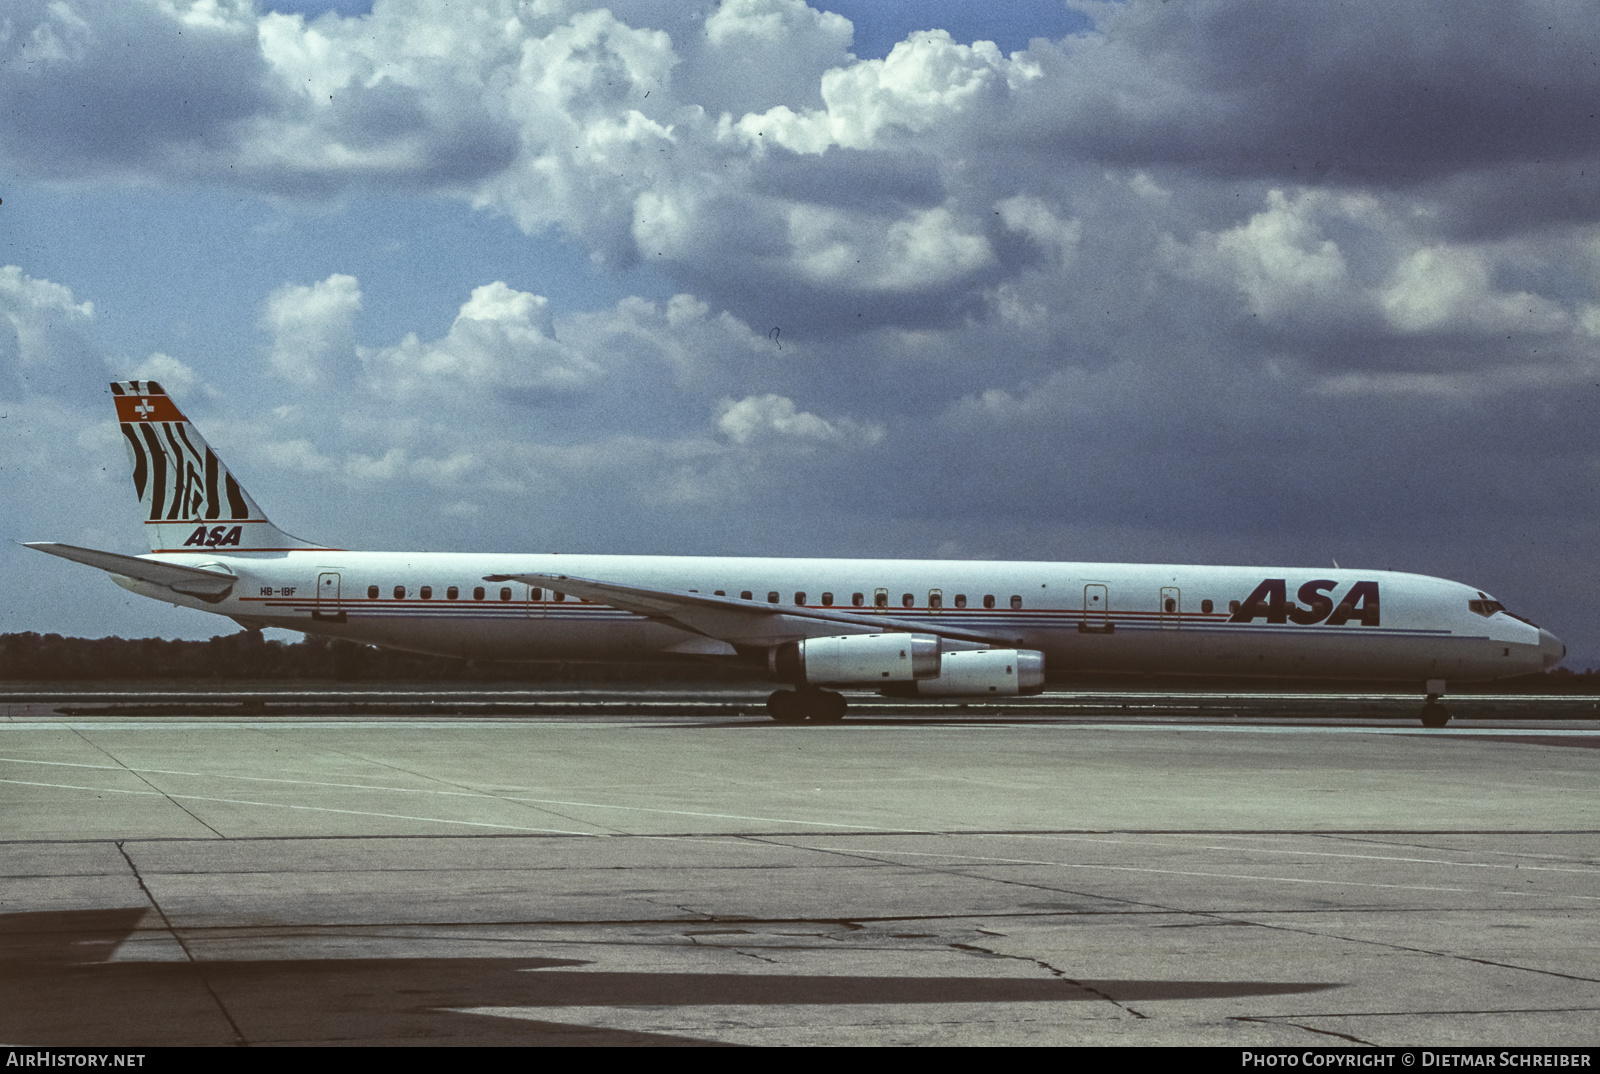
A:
[116, 841, 247, 1046]
[1235, 1015, 1376, 1046]
[1204, 915, 1600, 985]
[739, 835, 1169, 917]
[734, 949, 780, 964]
[756, 835, 1600, 992]
[670, 903, 717, 922]
[787, 834, 1600, 988]
[69, 728, 225, 838]
[947, 941, 1148, 1019]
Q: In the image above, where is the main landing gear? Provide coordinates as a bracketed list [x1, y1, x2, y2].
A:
[1420, 693, 1450, 728]
[767, 688, 848, 723]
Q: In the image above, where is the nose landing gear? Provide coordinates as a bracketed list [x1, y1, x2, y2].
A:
[1416, 678, 1450, 728]
[766, 688, 848, 723]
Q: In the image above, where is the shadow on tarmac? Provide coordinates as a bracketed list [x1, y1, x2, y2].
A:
[2, 908, 1339, 1046]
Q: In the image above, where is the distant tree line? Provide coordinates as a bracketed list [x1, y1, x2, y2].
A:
[0, 631, 761, 684]
[1, 631, 1594, 692]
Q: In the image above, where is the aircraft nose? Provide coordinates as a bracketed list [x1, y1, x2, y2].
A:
[1539, 628, 1566, 670]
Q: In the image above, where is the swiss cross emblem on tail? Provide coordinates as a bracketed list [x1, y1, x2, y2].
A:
[109, 381, 323, 553]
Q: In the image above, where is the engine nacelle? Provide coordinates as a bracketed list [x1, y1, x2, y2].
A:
[770, 633, 942, 684]
[881, 649, 1046, 697]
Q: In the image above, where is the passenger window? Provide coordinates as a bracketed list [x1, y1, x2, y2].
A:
[874, 589, 888, 608]
[767, 591, 780, 604]
[420, 586, 432, 600]
[821, 592, 834, 606]
[741, 590, 753, 600]
[500, 587, 512, 601]
[792, 592, 804, 605]
[902, 593, 914, 608]
[954, 594, 967, 608]
[983, 594, 995, 609]
[474, 586, 485, 600]
[1229, 600, 1240, 613]
[447, 586, 459, 600]
[554, 592, 565, 602]
[367, 585, 378, 599]
[1010, 595, 1023, 609]
[1201, 599, 1213, 614]
[1163, 597, 1176, 613]
[714, 590, 725, 596]
[393, 585, 405, 599]
[531, 587, 542, 601]
[928, 591, 942, 609]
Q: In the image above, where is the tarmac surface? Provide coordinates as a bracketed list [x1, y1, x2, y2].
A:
[1, 688, 1596, 1047]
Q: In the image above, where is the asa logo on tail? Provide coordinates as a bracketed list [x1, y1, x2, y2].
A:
[1230, 579, 1380, 626]
[183, 525, 242, 548]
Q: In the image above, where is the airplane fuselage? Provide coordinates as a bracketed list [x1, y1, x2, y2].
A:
[114, 550, 1560, 684]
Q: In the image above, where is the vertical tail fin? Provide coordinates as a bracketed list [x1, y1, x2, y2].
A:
[111, 381, 327, 553]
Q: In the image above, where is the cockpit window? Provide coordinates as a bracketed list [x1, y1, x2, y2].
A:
[1468, 599, 1505, 617]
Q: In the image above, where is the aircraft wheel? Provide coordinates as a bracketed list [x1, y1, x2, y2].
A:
[808, 690, 848, 723]
[767, 690, 805, 724]
[1420, 702, 1450, 728]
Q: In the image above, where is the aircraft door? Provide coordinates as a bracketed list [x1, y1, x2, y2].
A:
[1160, 587, 1181, 629]
[1083, 584, 1110, 633]
[525, 583, 543, 618]
[314, 572, 346, 622]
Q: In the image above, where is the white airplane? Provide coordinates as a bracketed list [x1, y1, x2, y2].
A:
[29, 381, 1563, 726]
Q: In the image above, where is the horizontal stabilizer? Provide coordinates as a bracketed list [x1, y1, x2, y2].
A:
[483, 571, 1022, 647]
[25, 542, 236, 597]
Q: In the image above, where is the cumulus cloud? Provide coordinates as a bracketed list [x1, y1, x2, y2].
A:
[1381, 246, 1569, 335]
[262, 273, 361, 384]
[717, 392, 882, 447]
[0, 0, 270, 178]
[995, 195, 1080, 264]
[557, 292, 773, 395]
[725, 29, 1035, 154]
[1181, 190, 1361, 323]
[11, 0, 1593, 339]
[360, 281, 597, 399]
[126, 352, 201, 398]
[1161, 186, 1596, 379]
[680, 0, 855, 116]
[0, 266, 100, 398]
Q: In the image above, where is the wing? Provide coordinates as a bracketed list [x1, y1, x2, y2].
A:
[482, 571, 1022, 649]
[26, 542, 236, 597]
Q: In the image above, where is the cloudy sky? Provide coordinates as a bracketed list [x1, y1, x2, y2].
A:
[3, 0, 1598, 669]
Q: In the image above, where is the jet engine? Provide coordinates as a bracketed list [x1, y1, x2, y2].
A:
[880, 649, 1046, 697]
[770, 633, 941, 684]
